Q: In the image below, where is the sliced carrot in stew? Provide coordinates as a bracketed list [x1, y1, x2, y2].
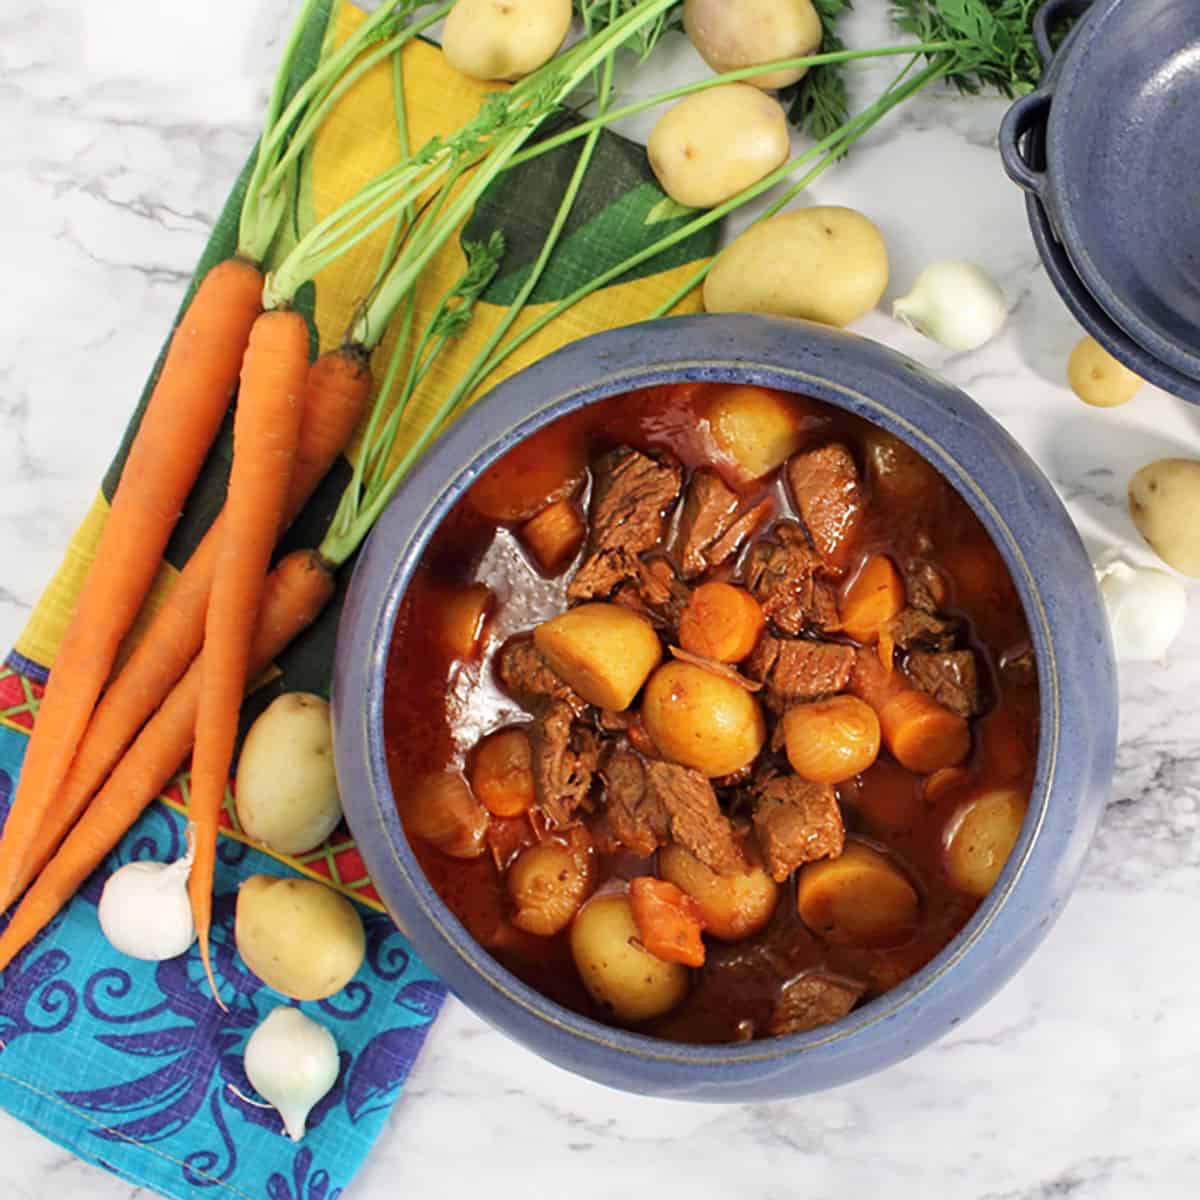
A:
[678, 581, 765, 663]
[468, 424, 586, 523]
[839, 555, 905, 645]
[629, 877, 707, 968]
[878, 689, 971, 774]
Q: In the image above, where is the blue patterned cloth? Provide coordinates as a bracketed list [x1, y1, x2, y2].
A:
[0, 722, 445, 1199]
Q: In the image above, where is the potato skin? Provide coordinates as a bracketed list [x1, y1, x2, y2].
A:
[534, 603, 662, 711]
[235, 693, 342, 856]
[703, 207, 889, 327]
[1068, 336, 1143, 407]
[1128, 458, 1200, 576]
[442, 0, 572, 82]
[641, 661, 766, 777]
[795, 842, 919, 949]
[659, 841, 779, 941]
[684, 0, 822, 90]
[236, 875, 366, 1001]
[944, 788, 1026, 897]
[648, 84, 789, 209]
[569, 893, 690, 1021]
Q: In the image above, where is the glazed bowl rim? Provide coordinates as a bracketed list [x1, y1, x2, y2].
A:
[340, 321, 1066, 1067]
[1040, 0, 1200, 382]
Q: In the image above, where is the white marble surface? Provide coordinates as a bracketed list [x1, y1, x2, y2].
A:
[3, 3, 1200, 1198]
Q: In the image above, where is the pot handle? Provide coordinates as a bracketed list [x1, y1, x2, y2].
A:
[999, 89, 1053, 197]
[1033, 0, 1094, 65]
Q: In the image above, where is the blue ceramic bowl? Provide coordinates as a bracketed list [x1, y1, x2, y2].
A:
[1000, 0, 1200, 382]
[332, 315, 1117, 1100]
[1012, 3, 1200, 405]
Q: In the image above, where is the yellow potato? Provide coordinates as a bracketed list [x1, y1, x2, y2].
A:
[684, 0, 822, 90]
[236, 875, 366, 1001]
[659, 841, 779, 941]
[235, 693, 342, 856]
[1068, 336, 1144, 407]
[533, 603, 662, 711]
[441, 0, 572, 82]
[944, 788, 1027, 897]
[1128, 458, 1200, 577]
[704, 207, 890, 327]
[647, 84, 789, 209]
[796, 842, 919, 949]
[641, 661, 765, 777]
[508, 831, 594, 936]
[707, 384, 807, 480]
[569, 893, 690, 1021]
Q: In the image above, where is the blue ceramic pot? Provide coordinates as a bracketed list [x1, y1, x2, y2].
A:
[1000, 0, 1200, 384]
[332, 315, 1117, 1101]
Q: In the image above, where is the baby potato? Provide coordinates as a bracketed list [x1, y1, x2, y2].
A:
[707, 384, 808, 480]
[703, 207, 889, 328]
[1128, 458, 1200, 577]
[647, 84, 789, 209]
[534, 603, 662, 711]
[569, 893, 690, 1021]
[438, 583, 494, 661]
[684, 0, 822, 90]
[945, 787, 1027, 898]
[441, 0, 572, 82]
[403, 772, 490, 859]
[1068, 336, 1144, 407]
[659, 840, 779, 941]
[796, 842, 919, 949]
[235, 693, 342, 856]
[641, 661, 766, 777]
[236, 875, 366, 1001]
[508, 829, 595, 936]
[783, 696, 881, 784]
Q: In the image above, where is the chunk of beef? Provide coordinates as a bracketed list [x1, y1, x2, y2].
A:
[886, 606, 959, 652]
[529, 701, 600, 826]
[601, 749, 669, 857]
[496, 638, 587, 716]
[903, 649, 983, 718]
[745, 636, 856, 713]
[786, 443, 864, 572]
[767, 973, 864, 1037]
[751, 774, 844, 882]
[707, 497, 775, 570]
[905, 559, 949, 613]
[568, 447, 683, 601]
[1000, 643, 1037, 688]
[676, 469, 741, 579]
[744, 521, 839, 635]
[595, 708, 659, 758]
[645, 761, 743, 875]
[612, 557, 690, 632]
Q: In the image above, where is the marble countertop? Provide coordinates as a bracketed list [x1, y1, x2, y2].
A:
[3, 2, 1199, 1197]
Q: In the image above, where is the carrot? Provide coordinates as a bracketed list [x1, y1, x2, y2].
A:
[878, 689, 971, 775]
[0, 258, 263, 904]
[678, 582, 765, 664]
[0, 550, 335, 975]
[519, 499, 586, 574]
[839, 555, 905, 644]
[1, 347, 370, 913]
[189, 309, 310, 1000]
[629, 876, 706, 967]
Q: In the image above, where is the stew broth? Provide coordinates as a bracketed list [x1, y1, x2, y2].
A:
[383, 382, 1039, 1043]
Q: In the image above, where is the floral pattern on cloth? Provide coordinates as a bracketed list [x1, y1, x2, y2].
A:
[0, 723, 445, 1200]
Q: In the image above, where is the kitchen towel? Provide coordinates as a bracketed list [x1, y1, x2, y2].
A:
[0, 1, 716, 1197]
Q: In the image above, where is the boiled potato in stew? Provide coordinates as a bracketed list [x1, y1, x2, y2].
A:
[385, 382, 1039, 1043]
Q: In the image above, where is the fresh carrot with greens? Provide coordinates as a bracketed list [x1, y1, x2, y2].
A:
[0, 550, 335, 975]
[187, 308, 310, 999]
[0, 347, 371, 913]
[0, 258, 263, 905]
